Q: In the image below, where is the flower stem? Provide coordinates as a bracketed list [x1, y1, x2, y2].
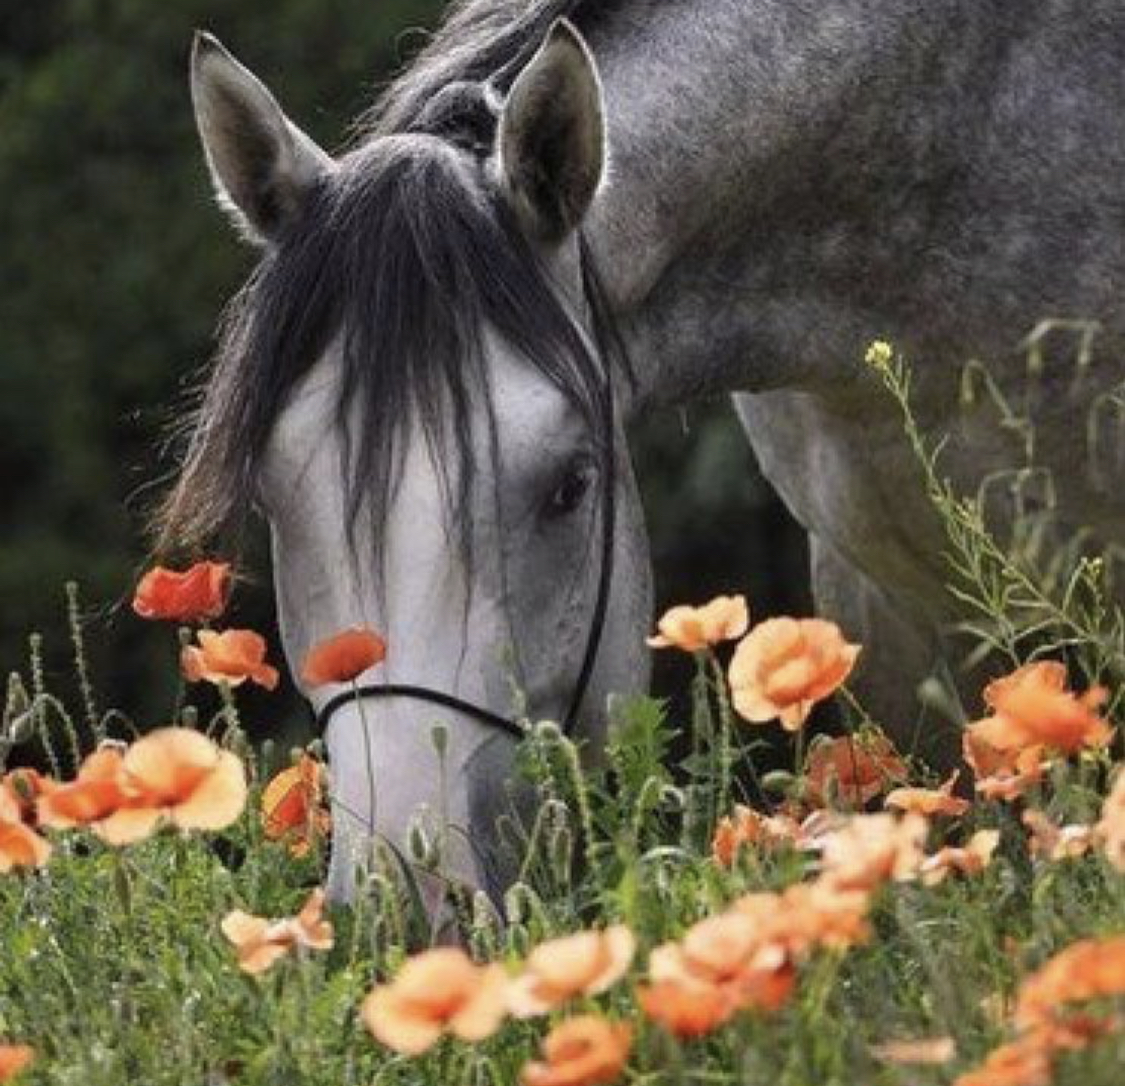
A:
[352, 680, 377, 835]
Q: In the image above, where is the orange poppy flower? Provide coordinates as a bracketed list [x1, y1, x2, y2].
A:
[1015, 936, 1125, 1030]
[885, 772, 970, 818]
[132, 561, 231, 623]
[48, 729, 246, 846]
[804, 733, 908, 808]
[963, 728, 1046, 802]
[650, 912, 760, 990]
[953, 1038, 1053, 1086]
[301, 627, 387, 687]
[968, 662, 1112, 755]
[181, 629, 279, 691]
[871, 1036, 957, 1065]
[0, 1046, 33, 1082]
[711, 805, 803, 866]
[1030, 1011, 1123, 1053]
[646, 595, 749, 652]
[221, 888, 334, 974]
[636, 979, 734, 1039]
[728, 617, 860, 730]
[521, 1016, 632, 1086]
[817, 813, 927, 892]
[737, 880, 872, 953]
[649, 911, 797, 1014]
[1021, 810, 1096, 862]
[1, 768, 54, 827]
[919, 829, 1000, 886]
[37, 744, 131, 830]
[109, 728, 247, 843]
[975, 767, 1046, 803]
[508, 926, 635, 1018]
[362, 947, 508, 1056]
[0, 790, 50, 872]
[260, 753, 331, 857]
[1098, 769, 1125, 872]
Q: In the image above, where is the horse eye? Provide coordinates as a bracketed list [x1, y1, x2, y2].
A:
[545, 462, 595, 518]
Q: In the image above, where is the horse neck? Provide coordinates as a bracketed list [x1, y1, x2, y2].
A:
[581, 0, 1025, 412]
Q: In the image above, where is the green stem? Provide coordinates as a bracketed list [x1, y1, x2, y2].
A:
[352, 680, 377, 835]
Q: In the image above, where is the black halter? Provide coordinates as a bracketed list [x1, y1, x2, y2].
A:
[315, 257, 618, 742]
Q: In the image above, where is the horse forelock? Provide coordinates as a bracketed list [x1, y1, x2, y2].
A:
[156, 132, 617, 576]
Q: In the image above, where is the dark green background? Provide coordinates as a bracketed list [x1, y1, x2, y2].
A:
[0, 0, 807, 743]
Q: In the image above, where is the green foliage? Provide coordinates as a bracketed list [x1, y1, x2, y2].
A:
[2, 679, 1125, 1084]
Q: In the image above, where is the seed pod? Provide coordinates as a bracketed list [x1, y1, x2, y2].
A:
[406, 806, 437, 868]
[762, 769, 798, 797]
[468, 890, 499, 959]
[4, 672, 30, 724]
[430, 723, 449, 759]
[6, 712, 34, 746]
[533, 720, 562, 744]
[548, 823, 573, 884]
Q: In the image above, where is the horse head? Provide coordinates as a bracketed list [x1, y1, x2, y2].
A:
[167, 22, 652, 906]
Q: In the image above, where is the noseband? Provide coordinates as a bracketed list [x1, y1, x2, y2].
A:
[315, 255, 619, 743]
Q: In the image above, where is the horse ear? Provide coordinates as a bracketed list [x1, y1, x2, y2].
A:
[190, 32, 334, 245]
[496, 20, 605, 244]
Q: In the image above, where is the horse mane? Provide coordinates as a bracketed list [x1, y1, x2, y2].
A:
[154, 0, 625, 571]
[365, 0, 590, 136]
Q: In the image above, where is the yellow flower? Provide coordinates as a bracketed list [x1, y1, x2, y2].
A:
[865, 340, 894, 370]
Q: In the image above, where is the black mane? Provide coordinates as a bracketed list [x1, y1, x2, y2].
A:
[157, 0, 625, 567]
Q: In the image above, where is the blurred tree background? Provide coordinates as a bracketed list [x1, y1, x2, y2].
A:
[0, 0, 807, 745]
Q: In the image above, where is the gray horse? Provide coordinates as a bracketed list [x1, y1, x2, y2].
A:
[166, 0, 1125, 900]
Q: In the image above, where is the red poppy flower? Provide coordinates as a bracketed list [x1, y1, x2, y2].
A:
[260, 753, 331, 857]
[804, 733, 907, 808]
[132, 561, 231, 623]
[301, 627, 386, 687]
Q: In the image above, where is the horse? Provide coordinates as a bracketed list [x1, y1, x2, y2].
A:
[164, 0, 1125, 903]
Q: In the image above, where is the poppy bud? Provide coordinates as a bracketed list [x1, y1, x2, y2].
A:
[506, 921, 531, 958]
[6, 711, 35, 746]
[4, 672, 29, 724]
[407, 809, 437, 868]
[469, 891, 499, 959]
[430, 723, 449, 760]
[762, 769, 798, 797]
[548, 823, 573, 884]
[466, 1056, 505, 1086]
[503, 881, 544, 927]
[659, 784, 686, 812]
[534, 721, 562, 744]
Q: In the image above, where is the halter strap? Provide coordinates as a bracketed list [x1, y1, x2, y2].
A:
[316, 683, 526, 741]
[315, 252, 618, 742]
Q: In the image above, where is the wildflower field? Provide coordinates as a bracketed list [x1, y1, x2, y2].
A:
[2, 352, 1125, 1086]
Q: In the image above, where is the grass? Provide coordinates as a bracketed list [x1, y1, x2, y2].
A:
[2, 343, 1125, 1085]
